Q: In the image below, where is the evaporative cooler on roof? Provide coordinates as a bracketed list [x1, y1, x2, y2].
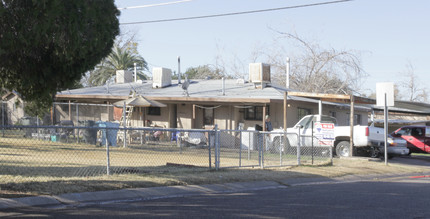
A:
[152, 67, 172, 88]
[249, 63, 270, 88]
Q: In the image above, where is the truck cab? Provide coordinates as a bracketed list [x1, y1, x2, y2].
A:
[391, 126, 430, 154]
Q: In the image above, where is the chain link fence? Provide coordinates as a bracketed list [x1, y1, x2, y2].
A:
[217, 130, 332, 168]
[0, 125, 217, 179]
[1, 99, 334, 191]
[0, 125, 332, 178]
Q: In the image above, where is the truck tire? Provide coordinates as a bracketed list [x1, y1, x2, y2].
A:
[370, 146, 380, 158]
[336, 141, 351, 157]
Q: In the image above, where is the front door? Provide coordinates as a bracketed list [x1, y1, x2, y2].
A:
[203, 107, 214, 126]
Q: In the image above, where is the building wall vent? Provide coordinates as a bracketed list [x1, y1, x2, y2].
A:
[116, 70, 133, 84]
[152, 67, 172, 88]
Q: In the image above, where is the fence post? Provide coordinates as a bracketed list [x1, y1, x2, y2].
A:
[208, 130, 212, 169]
[330, 145, 333, 166]
[261, 132, 264, 169]
[106, 128, 110, 176]
[123, 102, 127, 148]
[76, 103, 79, 143]
[215, 125, 219, 170]
[312, 122, 314, 165]
[36, 116, 40, 140]
[297, 128, 301, 166]
[2, 101, 4, 137]
[258, 133, 261, 167]
[239, 130, 242, 167]
[283, 131, 288, 165]
[280, 132, 283, 166]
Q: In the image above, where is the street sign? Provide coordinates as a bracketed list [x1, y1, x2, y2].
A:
[376, 82, 394, 107]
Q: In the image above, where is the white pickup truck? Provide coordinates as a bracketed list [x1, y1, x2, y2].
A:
[270, 115, 385, 157]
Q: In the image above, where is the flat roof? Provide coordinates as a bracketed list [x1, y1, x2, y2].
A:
[56, 79, 371, 110]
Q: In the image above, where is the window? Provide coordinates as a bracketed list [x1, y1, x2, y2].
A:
[347, 113, 363, 125]
[397, 127, 411, 136]
[244, 106, 269, 121]
[147, 107, 161, 116]
[297, 108, 312, 120]
[329, 111, 336, 118]
[397, 127, 424, 137]
[411, 127, 424, 137]
[296, 115, 337, 130]
[354, 114, 362, 125]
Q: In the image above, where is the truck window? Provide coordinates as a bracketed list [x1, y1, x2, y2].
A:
[296, 116, 313, 129]
[411, 128, 424, 137]
[397, 127, 411, 136]
[321, 116, 337, 125]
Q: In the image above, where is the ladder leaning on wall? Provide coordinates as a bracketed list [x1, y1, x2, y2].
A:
[121, 106, 134, 127]
[117, 105, 134, 145]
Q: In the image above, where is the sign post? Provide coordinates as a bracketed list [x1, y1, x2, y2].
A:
[376, 82, 394, 165]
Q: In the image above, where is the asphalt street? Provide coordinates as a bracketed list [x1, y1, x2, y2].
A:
[2, 173, 430, 218]
[1, 155, 430, 218]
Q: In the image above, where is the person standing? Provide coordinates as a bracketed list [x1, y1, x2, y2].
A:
[265, 115, 273, 131]
[265, 115, 273, 151]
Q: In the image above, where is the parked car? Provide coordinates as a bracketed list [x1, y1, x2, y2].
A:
[270, 114, 385, 157]
[376, 135, 409, 159]
[391, 126, 430, 154]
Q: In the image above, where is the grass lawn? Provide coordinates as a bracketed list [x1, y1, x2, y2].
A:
[0, 135, 427, 198]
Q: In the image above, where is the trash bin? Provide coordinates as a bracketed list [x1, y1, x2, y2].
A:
[96, 121, 119, 146]
[79, 120, 97, 145]
[106, 122, 120, 146]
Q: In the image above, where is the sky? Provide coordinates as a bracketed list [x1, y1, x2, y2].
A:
[115, 0, 430, 96]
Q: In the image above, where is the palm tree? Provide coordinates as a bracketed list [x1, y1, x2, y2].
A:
[88, 43, 148, 86]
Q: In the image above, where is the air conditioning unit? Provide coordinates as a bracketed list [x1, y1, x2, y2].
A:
[249, 63, 270, 87]
[152, 67, 172, 88]
[116, 70, 133, 84]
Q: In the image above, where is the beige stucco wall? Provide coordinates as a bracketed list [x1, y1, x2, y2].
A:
[177, 103, 192, 129]
[144, 106, 169, 128]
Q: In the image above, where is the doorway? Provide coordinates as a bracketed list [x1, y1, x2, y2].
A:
[203, 107, 214, 126]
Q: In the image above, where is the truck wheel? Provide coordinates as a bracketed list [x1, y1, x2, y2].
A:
[370, 146, 380, 158]
[336, 141, 350, 157]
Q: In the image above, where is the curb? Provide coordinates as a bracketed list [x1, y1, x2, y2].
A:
[0, 181, 283, 210]
[2, 172, 430, 210]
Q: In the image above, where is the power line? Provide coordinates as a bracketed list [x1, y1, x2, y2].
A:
[120, 0, 353, 25]
[118, 0, 193, 10]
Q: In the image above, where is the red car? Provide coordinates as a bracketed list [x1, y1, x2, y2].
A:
[391, 126, 430, 154]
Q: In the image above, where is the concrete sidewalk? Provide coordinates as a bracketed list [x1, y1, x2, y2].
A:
[2, 172, 428, 210]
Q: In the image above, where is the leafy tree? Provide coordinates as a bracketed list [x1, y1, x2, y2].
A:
[24, 100, 51, 120]
[0, 0, 120, 105]
[185, 65, 225, 79]
[88, 41, 148, 86]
